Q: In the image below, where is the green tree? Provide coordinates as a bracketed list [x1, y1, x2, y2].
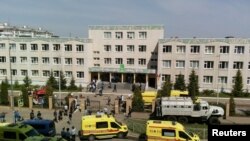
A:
[132, 86, 144, 112]
[0, 81, 9, 105]
[188, 70, 199, 102]
[23, 75, 32, 88]
[58, 70, 67, 90]
[21, 85, 29, 107]
[68, 77, 77, 90]
[231, 70, 243, 97]
[46, 71, 58, 89]
[158, 79, 172, 97]
[174, 73, 186, 91]
[13, 80, 20, 90]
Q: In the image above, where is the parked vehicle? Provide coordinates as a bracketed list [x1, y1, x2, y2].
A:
[150, 97, 224, 124]
[78, 114, 128, 141]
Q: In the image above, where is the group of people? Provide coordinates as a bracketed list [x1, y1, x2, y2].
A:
[29, 110, 42, 120]
[61, 126, 76, 141]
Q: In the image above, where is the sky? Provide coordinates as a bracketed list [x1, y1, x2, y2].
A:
[1, 0, 250, 38]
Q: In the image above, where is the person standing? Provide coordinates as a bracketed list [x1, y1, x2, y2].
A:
[53, 110, 58, 122]
[113, 84, 117, 92]
[30, 110, 34, 120]
[61, 127, 66, 139]
[107, 96, 111, 106]
[71, 126, 76, 141]
[37, 111, 42, 119]
[65, 128, 71, 141]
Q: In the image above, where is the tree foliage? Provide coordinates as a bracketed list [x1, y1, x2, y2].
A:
[132, 86, 144, 112]
[23, 75, 32, 88]
[46, 71, 58, 89]
[174, 73, 186, 91]
[21, 76, 32, 107]
[58, 70, 67, 90]
[158, 79, 172, 97]
[0, 81, 9, 105]
[188, 70, 199, 102]
[231, 70, 243, 97]
[68, 77, 77, 90]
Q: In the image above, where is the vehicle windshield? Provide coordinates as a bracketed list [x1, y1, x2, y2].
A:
[25, 129, 40, 137]
[115, 120, 122, 126]
[187, 131, 194, 137]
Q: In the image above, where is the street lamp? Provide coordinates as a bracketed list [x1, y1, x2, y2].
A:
[8, 40, 14, 109]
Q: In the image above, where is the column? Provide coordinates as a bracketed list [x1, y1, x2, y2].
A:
[145, 74, 149, 90]
[29, 96, 33, 109]
[133, 73, 136, 83]
[110, 73, 112, 82]
[79, 97, 85, 112]
[98, 72, 100, 81]
[49, 96, 53, 109]
[121, 73, 124, 83]
[151, 99, 156, 113]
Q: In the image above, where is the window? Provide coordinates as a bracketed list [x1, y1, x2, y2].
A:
[65, 58, 73, 65]
[234, 46, 244, 54]
[65, 71, 73, 78]
[53, 57, 61, 64]
[163, 60, 171, 68]
[220, 46, 229, 54]
[205, 46, 215, 54]
[96, 122, 108, 128]
[53, 44, 60, 51]
[248, 62, 250, 69]
[127, 32, 135, 39]
[162, 129, 175, 137]
[115, 45, 123, 52]
[76, 44, 84, 52]
[31, 57, 38, 64]
[190, 45, 200, 53]
[203, 76, 213, 84]
[21, 70, 28, 76]
[218, 76, 228, 84]
[233, 62, 243, 69]
[19, 133, 26, 140]
[104, 58, 112, 64]
[127, 45, 134, 52]
[138, 58, 146, 65]
[139, 45, 146, 52]
[175, 75, 184, 82]
[76, 58, 84, 65]
[162, 74, 171, 81]
[219, 61, 228, 69]
[3, 131, 16, 139]
[139, 31, 147, 39]
[10, 56, 16, 63]
[0, 43, 5, 49]
[104, 45, 111, 52]
[9, 43, 16, 50]
[176, 60, 185, 68]
[77, 71, 84, 78]
[111, 122, 120, 128]
[176, 45, 186, 53]
[20, 43, 27, 50]
[53, 71, 59, 77]
[127, 58, 134, 65]
[0, 56, 6, 63]
[115, 58, 123, 64]
[42, 44, 49, 51]
[42, 57, 50, 64]
[42, 70, 50, 77]
[31, 44, 38, 51]
[115, 32, 123, 39]
[20, 57, 27, 63]
[0, 69, 7, 76]
[247, 77, 250, 85]
[11, 69, 17, 76]
[65, 44, 72, 51]
[32, 70, 39, 76]
[163, 45, 172, 53]
[104, 32, 112, 39]
[204, 61, 214, 69]
[94, 57, 100, 60]
[179, 131, 191, 140]
[190, 60, 199, 68]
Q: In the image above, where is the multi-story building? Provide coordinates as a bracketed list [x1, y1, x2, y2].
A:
[1, 23, 250, 92]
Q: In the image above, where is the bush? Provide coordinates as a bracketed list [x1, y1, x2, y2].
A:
[201, 90, 215, 96]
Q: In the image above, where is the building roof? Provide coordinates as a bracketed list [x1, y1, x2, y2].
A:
[88, 25, 164, 30]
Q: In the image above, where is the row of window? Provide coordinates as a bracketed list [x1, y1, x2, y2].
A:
[104, 45, 147, 52]
[0, 43, 84, 52]
[162, 60, 248, 69]
[104, 58, 146, 65]
[162, 45, 246, 54]
[0, 69, 84, 78]
[162, 74, 250, 85]
[0, 56, 84, 65]
[104, 31, 147, 39]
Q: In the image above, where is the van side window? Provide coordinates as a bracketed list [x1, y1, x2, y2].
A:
[4, 131, 16, 139]
[179, 131, 191, 140]
[162, 129, 175, 137]
[32, 124, 46, 129]
[96, 122, 108, 128]
[111, 122, 120, 128]
[19, 133, 26, 140]
[193, 104, 200, 111]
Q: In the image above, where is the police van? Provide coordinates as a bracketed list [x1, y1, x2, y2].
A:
[142, 120, 200, 141]
[0, 123, 42, 141]
[78, 114, 128, 141]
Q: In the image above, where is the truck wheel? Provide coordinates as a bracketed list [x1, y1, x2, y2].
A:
[167, 116, 177, 121]
[178, 117, 188, 124]
[117, 132, 124, 138]
[88, 135, 95, 141]
[209, 117, 220, 125]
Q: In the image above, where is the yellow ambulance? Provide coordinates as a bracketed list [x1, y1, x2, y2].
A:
[78, 114, 128, 141]
[145, 120, 200, 141]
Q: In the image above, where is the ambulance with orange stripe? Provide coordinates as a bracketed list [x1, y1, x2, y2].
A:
[78, 114, 128, 141]
[145, 120, 200, 141]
